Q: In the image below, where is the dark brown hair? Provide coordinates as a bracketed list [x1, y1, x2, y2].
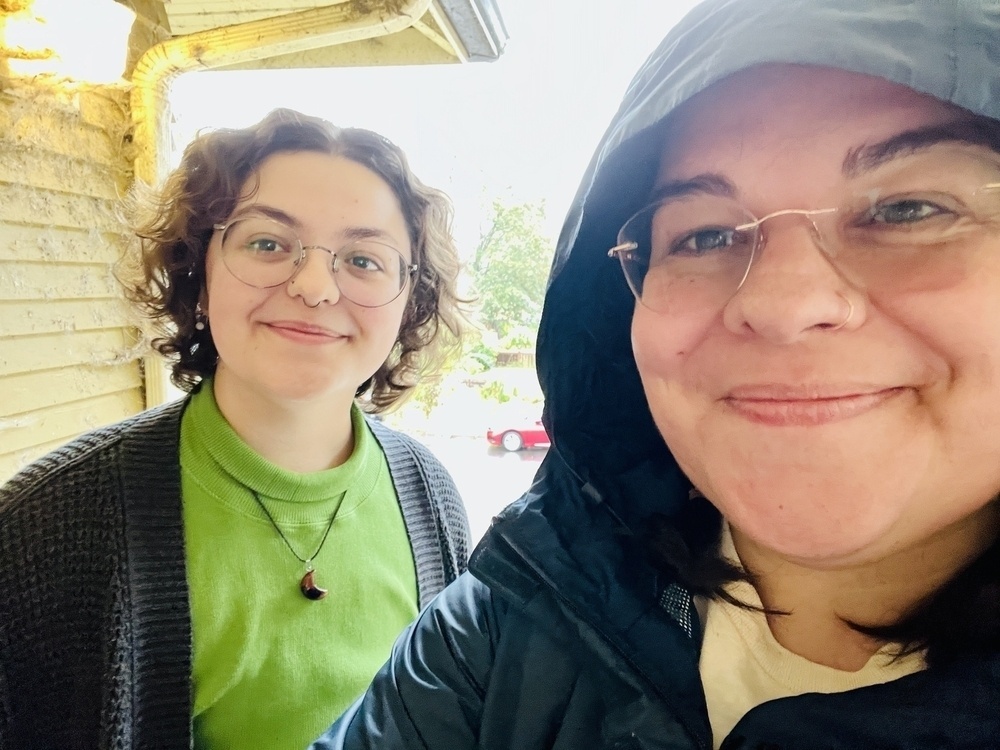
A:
[119, 108, 466, 411]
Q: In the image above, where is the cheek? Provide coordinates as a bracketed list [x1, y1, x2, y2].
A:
[631, 305, 707, 388]
[203, 269, 270, 350]
[631, 306, 713, 453]
[358, 301, 407, 351]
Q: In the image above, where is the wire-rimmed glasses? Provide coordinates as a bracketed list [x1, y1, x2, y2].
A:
[609, 172, 1000, 314]
[214, 215, 417, 308]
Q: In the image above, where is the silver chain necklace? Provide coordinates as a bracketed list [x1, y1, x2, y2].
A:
[249, 489, 339, 600]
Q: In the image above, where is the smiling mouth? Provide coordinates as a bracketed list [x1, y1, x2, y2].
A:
[722, 387, 906, 426]
[265, 321, 346, 341]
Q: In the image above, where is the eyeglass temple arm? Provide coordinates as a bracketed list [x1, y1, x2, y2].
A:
[608, 241, 638, 258]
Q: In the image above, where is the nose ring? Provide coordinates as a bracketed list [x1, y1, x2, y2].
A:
[830, 293, 854, 331]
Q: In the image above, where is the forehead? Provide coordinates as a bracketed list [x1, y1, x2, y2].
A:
[656, 65, 963, 183]
[232, 150, 410, 246]
[241, 151, 393, 204]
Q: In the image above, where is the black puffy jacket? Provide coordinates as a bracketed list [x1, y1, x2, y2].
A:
[312, 452, 1000, 749]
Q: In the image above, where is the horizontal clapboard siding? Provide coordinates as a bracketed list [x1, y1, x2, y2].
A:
[0, 83, 144, 483]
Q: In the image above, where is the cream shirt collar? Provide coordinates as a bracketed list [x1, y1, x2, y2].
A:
[698, 524, 925, 748]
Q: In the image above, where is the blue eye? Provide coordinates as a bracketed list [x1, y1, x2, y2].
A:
[340, 242, 402, 277]
[670, 227, 746, 255]
[868, 200, 947, 225]
[246, 236, 288, 254]
[346, 254, 382, 272]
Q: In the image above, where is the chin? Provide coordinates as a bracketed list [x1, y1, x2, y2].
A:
[708, 473, 910, 567]
[741, 521, 890, 568]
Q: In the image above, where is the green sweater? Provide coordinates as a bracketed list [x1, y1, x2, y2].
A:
[180, 385, 418, 750]
[0, 398, 468, 750]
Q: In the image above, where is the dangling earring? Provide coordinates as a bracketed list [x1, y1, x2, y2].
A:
[194, 304, 208, 331]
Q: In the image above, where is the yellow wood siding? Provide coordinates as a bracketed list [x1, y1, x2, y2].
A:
[0, 83, 144, 483]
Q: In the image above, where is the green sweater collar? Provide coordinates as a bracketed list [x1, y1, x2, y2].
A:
[180, 381, 379, 523]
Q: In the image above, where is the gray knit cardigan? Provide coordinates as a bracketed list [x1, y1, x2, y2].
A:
[0, 399, 470, 750]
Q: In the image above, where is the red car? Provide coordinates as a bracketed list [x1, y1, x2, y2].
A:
[486, 415, 550, 452]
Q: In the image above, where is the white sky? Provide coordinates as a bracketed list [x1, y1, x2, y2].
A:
[169, 0, 704, 257]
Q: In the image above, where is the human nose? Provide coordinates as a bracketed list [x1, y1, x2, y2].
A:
[721, 214, 864, 343]
[286, 245, 342, 307]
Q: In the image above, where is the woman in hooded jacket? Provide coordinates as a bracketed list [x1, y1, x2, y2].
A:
[311, 1, 1000, 748]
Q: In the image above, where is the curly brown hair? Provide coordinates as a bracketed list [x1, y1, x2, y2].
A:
[120, 108, 467, 412]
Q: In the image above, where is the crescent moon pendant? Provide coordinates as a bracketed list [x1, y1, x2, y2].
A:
[300, 569, 328, 600]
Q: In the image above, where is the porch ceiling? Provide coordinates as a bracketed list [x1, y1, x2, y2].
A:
[119, 0, 506, 70]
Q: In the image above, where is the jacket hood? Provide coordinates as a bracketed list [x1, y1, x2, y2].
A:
[536, 0, 1000, 517]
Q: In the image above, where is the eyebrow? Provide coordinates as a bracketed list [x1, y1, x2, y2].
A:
[341, 226, 400, 245]
[648, 173, 737, 203]
[233, 204, 300, 227]
[649, 118, 1000, 204]
[232, 205, 404, 247]
[843, 119, 1000, 176]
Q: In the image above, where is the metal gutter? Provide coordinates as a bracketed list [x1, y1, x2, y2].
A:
[435, 0, 507, 61]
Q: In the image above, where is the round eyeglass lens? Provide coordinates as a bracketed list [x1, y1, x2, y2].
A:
[220, 217, 300, 288]
[334, 240, 411, 307]
[617, 194, 757, 312]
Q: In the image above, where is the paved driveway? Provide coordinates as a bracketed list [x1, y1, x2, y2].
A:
[415, 433, 546, 545]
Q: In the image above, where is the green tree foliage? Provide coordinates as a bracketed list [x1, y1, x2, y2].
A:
[471, 200, 554, 338]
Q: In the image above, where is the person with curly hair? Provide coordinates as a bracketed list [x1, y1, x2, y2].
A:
[0, 108, 471, 750]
